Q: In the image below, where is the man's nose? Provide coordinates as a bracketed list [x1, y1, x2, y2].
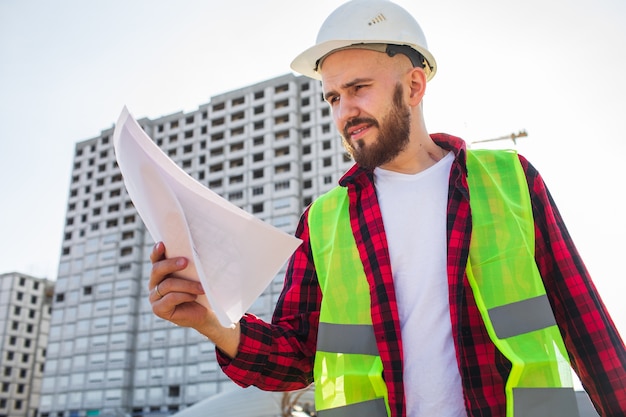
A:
[336, 97, 359, 126]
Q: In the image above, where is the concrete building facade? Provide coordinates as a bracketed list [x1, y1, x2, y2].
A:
[39, 73, 352, 417]
[0, 272, 53, 417]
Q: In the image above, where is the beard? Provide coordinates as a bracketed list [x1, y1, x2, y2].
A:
[340, 83, 411, 170]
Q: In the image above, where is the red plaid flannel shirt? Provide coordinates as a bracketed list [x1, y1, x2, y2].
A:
[218, 134, 626, 416]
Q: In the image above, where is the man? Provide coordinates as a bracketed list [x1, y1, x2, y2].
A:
[149, 1, 626, 416]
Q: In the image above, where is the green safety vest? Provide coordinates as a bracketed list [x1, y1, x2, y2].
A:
[309, 183, 390, 417]
[465, 150, 579, 417]
[308, 149, 581, 417]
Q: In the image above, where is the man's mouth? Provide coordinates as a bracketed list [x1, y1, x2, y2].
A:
[344, 118, 378, 141]
[348, 124, 370, 140]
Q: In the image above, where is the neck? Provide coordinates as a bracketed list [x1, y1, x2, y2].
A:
[380, 130, 445, 174]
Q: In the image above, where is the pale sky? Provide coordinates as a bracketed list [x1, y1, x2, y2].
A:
[1, 0, 624, 337]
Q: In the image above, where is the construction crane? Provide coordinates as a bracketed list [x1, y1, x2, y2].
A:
[470, 129, 528, 146]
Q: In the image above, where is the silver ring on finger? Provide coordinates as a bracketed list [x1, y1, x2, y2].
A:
[155, 283, 164, 299]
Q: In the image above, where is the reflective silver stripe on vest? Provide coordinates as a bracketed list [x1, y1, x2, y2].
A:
[514, 387, 580, 417]
[317, 398, 387, 417]
[317, 322, 378, 356]
[487, 294, 557, 339]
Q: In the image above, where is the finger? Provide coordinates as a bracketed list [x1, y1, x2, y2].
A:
[154, 281, 165, 299]
[151, 291, 203, 323]
[149, 281, 164, 303]
[149, 256, 188, 291]
[149, 276, 204, 303]
[157, 277, 204, 297]
[150, 241, 165, 263]
[150, 283, 207, 327]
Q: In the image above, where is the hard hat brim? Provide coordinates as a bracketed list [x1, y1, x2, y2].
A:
[290, 39, 437, 81]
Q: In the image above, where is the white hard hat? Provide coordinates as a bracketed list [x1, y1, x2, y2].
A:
[291, 0, 437, 81]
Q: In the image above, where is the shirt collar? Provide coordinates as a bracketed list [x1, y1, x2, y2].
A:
[338, 133, 468, 187]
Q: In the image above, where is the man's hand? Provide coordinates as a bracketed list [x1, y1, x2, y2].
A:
[149, 241, 241, 358]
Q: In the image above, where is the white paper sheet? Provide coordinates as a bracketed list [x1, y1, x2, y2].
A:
[113, 106, 302, 327]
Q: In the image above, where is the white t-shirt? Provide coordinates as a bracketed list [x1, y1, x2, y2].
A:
[374, 152, 467, 417]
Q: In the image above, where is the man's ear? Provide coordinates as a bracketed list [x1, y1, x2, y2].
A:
[407, 67, 427, 106]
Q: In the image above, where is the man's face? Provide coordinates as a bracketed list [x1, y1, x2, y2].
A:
[320, 49, 412, 170]
[340, 83, 410, 170]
